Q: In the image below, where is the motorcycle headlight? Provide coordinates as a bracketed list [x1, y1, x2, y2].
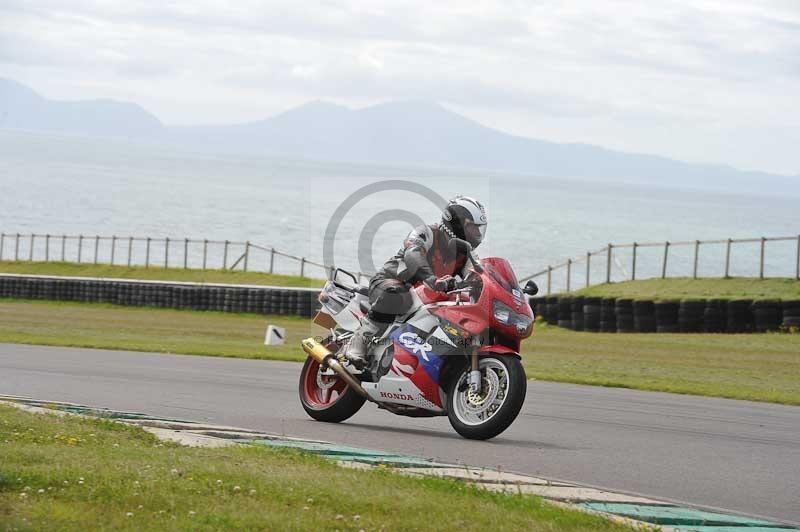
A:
[493, 300, 513, 324]
[493, 300, 533, 335]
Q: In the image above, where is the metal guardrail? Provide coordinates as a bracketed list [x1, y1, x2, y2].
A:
[520, 235, 800, 295]
[0, 232, 370, 282]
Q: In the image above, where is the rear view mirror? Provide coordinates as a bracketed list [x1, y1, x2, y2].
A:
[523, 280, 539, 296]
[332, 268, 358, 289]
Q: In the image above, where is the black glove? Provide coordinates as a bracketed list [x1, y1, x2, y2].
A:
[425, 275, 456, 293]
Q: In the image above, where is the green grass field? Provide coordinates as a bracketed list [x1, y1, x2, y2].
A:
[574, 277, 800, 300]
[1, 299, 797, 405]
[0, 405, 627, 531]
[0, 261, 325, 288]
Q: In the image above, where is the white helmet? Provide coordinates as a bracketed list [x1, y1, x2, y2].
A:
[442, 195, 487, 248]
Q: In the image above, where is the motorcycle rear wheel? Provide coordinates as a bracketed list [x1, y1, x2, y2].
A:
[299, 356, 366, 423]
[446, 355, 527, 440]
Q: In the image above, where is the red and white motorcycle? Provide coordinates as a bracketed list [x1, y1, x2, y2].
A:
[299, 243, 538, 440]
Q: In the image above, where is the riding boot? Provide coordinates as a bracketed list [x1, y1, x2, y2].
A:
[345, 316, 384, 365]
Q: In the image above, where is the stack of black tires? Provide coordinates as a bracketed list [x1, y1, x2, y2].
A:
[526, 292, 797, 334]
[615, 299, 635, 333]
[0, 274, 321, 317]
[783, 300, 800, 330]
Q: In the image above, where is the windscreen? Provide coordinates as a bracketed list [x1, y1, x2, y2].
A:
[482, 257, 520, 295]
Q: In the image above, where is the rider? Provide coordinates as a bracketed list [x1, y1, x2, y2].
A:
[345, 195, 488, 364]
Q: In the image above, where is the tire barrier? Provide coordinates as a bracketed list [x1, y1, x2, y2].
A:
[523, 292, 799, 334]
[702, 299, 726, 333]
[752, 299, 782, 332]
[582, 297, 602, 332]
[726, 299, 754, 333]
[783, 300, 800, 329]
[615, 299, 635, 333]
[599, 298, 617, 333]
[654, 301, 679, 333]
[545, 296, 560, 324]
[2, 274, 798, 334]
[678, 300, 705, 333]
[0, 275, 320, 318]
[557, 296, 573, 329]
[570, 296, 585, 331]
[633, 300, 656, 333]
[529, 296, 546, 320]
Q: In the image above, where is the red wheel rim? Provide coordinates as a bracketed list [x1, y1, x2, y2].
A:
[302, 358, 348, 409]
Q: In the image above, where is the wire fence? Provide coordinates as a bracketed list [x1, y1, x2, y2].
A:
[520, 235, 800, 295]
[0, 232, 370, 283]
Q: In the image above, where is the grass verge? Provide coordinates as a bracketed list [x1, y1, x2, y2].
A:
[573, 277, 800, 300]
[0, 261, 325, 288]
[1, 299, 798, 405]
[0, 404, 627, 531]
[524, 321, 799, 405]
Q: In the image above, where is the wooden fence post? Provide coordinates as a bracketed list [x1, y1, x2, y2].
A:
[585, 252, 591, 287]
[184, 238, 189, 269]
[165, 237, 170, 268]
[127, 237, 133, 267]
[693, 240, 700, 279]
[724, 238, 732, 278]
[110, 235, 116, 265]
[759, 237, 765, 279]
[547, 266, 552, 295]
[45, 234, 50, 261]
[244, 241, 250, 271]
[61, 235, 67, 261]
[77, 235, 82, 263]
[661, 241, 670, 279]
[93, 235, 99, 264]
[145, 237, 151, 268]
[223, 240, 229, 269]
[29, 234, 35, 261]
[566, 259, 572, 292]
[796, 235, 800, 280]
[631, 242, 638, 281]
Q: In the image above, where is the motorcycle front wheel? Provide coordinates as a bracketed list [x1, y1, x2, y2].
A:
[446, 355, 527, 440]
[298, 356, 366, 423]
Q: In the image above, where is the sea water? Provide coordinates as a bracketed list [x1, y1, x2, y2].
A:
[1, 130, 798, 290]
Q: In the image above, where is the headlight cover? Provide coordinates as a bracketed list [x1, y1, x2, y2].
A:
[493, 300, 533, 335]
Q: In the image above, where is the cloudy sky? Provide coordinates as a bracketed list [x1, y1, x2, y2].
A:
[1, 0, 799, 175]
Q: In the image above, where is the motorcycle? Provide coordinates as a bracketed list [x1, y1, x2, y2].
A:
[299, 240, 538, 440]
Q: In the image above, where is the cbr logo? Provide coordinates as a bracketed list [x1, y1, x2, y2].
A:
[380, 391, 415, 401]
[398, 332, 432, 361]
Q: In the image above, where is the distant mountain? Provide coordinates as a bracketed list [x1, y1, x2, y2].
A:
[0, 78, 162, 138]
[1, 77, 795, 188]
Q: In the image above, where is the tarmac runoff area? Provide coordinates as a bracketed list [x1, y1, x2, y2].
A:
[2, 343, 800, 525]
[2, 396, 798, 532]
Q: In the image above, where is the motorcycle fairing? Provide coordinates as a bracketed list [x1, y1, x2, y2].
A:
[362, 321, 456, 411]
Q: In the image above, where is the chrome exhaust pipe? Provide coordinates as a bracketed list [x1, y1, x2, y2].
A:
[301, 338, 372, 401]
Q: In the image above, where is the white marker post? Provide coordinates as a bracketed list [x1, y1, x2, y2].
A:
[264, 325, 286, 346]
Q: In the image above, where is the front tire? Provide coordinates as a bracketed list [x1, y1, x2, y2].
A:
[299, 356, 366, 423]
[446, 356, 527, 440]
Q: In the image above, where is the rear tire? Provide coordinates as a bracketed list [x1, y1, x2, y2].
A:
[446, 356, 527, 440]
[299, 356, 365, 423]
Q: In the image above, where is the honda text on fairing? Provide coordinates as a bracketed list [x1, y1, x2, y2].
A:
[299, 241, 539, 440]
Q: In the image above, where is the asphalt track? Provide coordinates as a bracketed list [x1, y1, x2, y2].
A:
[1, 343, 798, 525]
